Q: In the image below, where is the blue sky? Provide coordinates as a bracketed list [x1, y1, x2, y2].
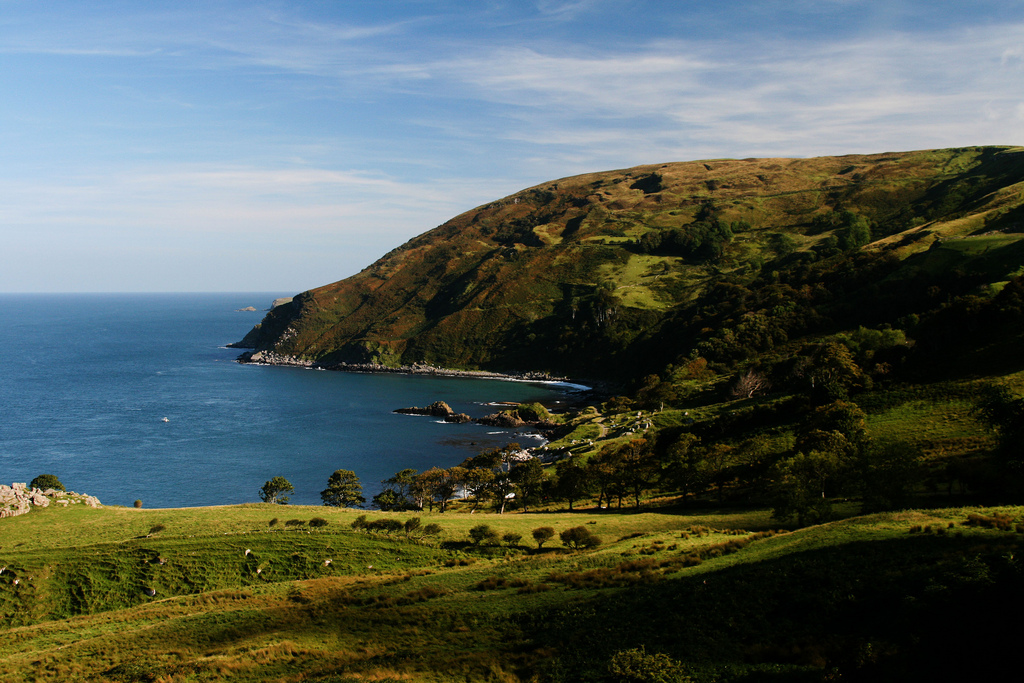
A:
[1, 1, 1022, 292]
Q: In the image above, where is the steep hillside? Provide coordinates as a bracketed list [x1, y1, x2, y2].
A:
[234, 146, 1024, 381]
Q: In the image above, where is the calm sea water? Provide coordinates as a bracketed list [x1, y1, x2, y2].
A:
[0, 293, 574, 508]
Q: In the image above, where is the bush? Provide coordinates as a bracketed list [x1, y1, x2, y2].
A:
[309, 517, 328, 528]
[285, 519, 305, 527]
[469, 524, 500, 546]
[269, 517, 279, 527]
[351, 514, 367, 531]
[367, 518, 404, 535]
[607, 646, 691, 682]
[533, 526, 556, 549]
[405, 517, 422, 535]
[560, 526, 601, 550]
[30, 474, 65, 492]
[148, 524, 165, 535]
[423, 523, 442, 536]
[502, 532, 523, 546]
[133, 499, 142, 508]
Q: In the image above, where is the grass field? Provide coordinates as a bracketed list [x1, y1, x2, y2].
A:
[2, 501, 1023, 682]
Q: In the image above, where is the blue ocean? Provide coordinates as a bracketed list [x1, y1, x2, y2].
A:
[0, 293, 574, 508]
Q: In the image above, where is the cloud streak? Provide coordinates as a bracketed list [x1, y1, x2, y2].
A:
[2, 2, 1021, 291]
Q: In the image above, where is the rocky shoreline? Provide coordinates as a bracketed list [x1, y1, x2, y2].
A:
[234, 349, 581, 386]
[0, 483, 101, 519]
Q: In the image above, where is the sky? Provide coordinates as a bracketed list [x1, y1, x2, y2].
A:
[1, 1, 1022, 293]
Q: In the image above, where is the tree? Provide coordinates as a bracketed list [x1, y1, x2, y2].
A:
[259, 476, 294, 504]
[770, 450, 846, 526]
[461, 466, 496, 512]
[730, 369, 771, 399]
[416, 466, 465, 512]
[977, 384, 1024, 492]
[404, 517, 422, 536]
[858, 442, 922, 512]
[619, 438, 657, 508]
[461, 444, 525, 513]
[469, 524, 500, 546]
[560, 525, 601, 550]
[659, 433, 708, 503]
[320, 469, 365, 508]
[371, 488, 402, 511]
[373, 468, 418, 510]
[510, 458, 545, 512]
[587, 445, 625, 508]
[532, 526, 555, 549]
[30, 474, 64, 492]
[554, 456, 591, 510]
[502, 532, 523, 546]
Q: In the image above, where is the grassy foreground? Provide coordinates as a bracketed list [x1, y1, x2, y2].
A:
[2, 503, 1023, 682]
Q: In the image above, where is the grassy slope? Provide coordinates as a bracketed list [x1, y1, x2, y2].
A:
[236, 146, 1024, 377]
[2, 504, 1023, 682]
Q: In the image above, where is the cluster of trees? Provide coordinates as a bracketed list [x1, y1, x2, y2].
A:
[258, 469, 366, 507]
[635, 219, 735, 262]
[371, 444, 544, 514]
[527, 399, 922, 525]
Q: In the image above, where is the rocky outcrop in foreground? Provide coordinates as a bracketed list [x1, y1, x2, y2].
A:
[0, 483, 101, 519]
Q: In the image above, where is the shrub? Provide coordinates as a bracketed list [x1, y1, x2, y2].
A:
[365, 518, 404, 535]
[502, 532, 523, 546]
[469, 524, 500, 546]
[351, 514, 367, 531]
[309, 517, 328, 528]
[405, 517, 422, 535]
[423, 523, 442, 536]
[30, 474, 65, 492]
[533, 526, 556, 549]
[517, 582, 552, 594]
[560, 526, 601, 550]
[607, 646, 691, 683]
[965, 512, 1015, 530]
[133, 499, 142, 508]
[148, 524, 166, 535]
[269, 518, 279, 527]
[285, 519, 305, 527]
[474, 576, 508, 591]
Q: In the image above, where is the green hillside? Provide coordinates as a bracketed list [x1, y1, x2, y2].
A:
[234, 146, 1024, 383]
[2, 503, 1022, 682]
[230, 145, 1024, 524]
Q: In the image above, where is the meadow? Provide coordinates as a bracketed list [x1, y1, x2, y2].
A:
[2, 501, 1022, 682]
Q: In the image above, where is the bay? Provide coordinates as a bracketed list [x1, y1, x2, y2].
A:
[0, 293, 574, 508]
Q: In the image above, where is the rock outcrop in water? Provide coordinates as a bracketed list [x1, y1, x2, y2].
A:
[0, 483, 101, 519]
[395, 401, 472, 423]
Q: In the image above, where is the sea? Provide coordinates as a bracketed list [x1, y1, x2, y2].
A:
[0, 293, 581, 508]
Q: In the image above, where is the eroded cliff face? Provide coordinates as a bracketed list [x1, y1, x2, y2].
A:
[234, 146, 1024, 379]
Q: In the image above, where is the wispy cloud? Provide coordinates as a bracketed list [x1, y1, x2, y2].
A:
[2, 2, 1021, 291]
